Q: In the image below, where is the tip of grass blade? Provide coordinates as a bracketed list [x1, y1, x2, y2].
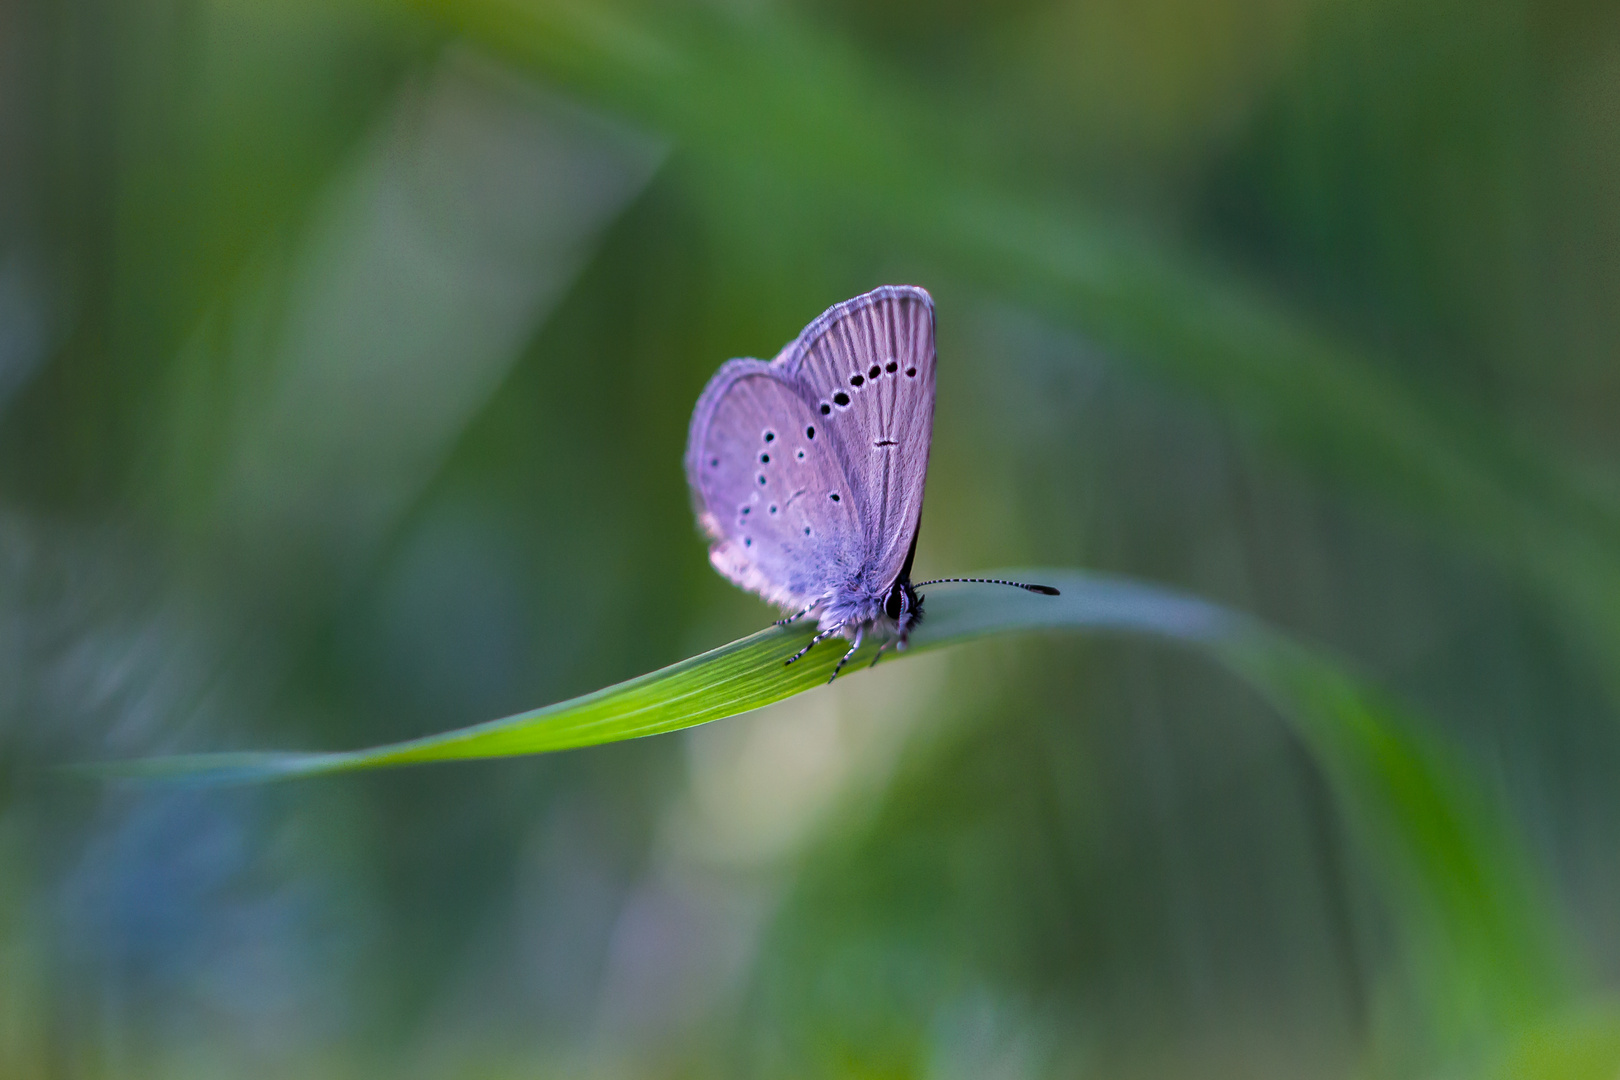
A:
[64, 750, 359, 787]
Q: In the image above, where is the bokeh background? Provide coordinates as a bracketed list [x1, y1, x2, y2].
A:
[4, 0, 1620, 1075]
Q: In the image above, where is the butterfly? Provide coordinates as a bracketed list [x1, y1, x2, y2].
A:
[685, 285, 1057, 681]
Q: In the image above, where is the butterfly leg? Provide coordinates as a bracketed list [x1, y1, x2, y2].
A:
[867, 639, 892, 669]
[774, 597, 824, 627]
[784, 627, 839, 666]
[828, 628, 864, 683]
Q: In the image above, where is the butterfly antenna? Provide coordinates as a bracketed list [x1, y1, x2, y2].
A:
[912, 577, 1061, 596]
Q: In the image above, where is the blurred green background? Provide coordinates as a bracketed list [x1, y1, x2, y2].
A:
[4, 0, 1620, 1075]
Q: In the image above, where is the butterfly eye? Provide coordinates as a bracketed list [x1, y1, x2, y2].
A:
[884, 584, 905, 620]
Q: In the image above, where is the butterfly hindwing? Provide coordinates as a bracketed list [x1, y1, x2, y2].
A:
[685, 360, 865, 609]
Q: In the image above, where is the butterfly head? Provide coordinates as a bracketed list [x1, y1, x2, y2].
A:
[883, 577, 924, 642]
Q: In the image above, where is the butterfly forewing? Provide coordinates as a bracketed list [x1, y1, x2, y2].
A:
[685, 360, 865, 609]
[780, 287, 936, 589]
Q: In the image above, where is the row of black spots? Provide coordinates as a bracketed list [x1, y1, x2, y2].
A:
[817, 362, 917, 412]
[745, 434, 775, 542]
[849, 359, 915, 387]
[739, 421, 802, 535]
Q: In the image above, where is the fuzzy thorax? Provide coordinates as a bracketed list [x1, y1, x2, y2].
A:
[814, 577, 923, 645]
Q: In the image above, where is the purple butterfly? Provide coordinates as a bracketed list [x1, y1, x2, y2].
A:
[685, 285, 1057, 681]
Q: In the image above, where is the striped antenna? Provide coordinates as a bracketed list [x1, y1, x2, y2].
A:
[912, 577, 1060, 596]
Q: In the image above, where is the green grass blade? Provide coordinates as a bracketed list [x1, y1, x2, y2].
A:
[82, 571, 1239, 784]
[84, 568, 1568, 1042]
